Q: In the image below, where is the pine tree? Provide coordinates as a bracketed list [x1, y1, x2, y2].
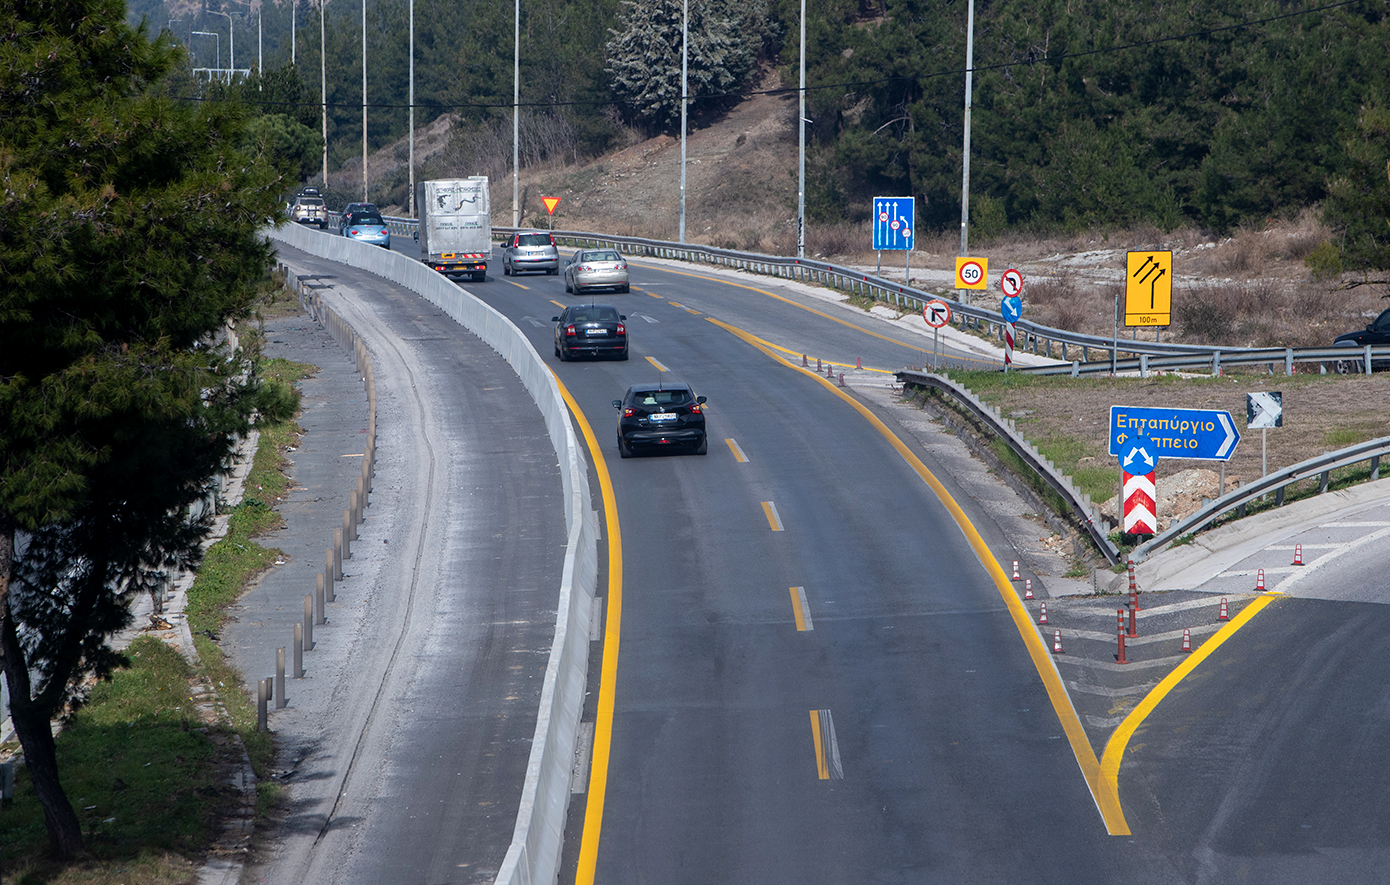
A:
[0, 0, 284, 857]
[605, 0, 761, 132]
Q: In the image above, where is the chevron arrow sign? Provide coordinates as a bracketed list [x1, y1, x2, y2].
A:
[1123, 470, 1157, 535]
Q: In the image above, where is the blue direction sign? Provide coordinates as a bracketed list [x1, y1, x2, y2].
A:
[1109, 406, 1241, 462]
[873, 197, 914, 251]
[1000, 295, 1022, 324]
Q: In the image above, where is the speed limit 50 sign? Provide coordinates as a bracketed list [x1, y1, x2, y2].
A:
[955, 256, 988, 290]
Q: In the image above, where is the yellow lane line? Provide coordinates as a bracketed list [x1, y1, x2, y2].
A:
[708, 315, 1129, 834]
[809, 710, 829, 779]
[725, 438, 749, 462]
[761, 501, 784, 532]
[550, 299, 567, 309]
[506, 280, 531, 290]
[791, 587, 813, 631]
[557, 374, 624, 885]
[1099, 594, 1278, 789]
[645, 356, 668, 372]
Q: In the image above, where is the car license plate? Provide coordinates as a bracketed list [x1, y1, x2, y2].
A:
[650, 412, 677, 422]
[585, 329, 608, 336]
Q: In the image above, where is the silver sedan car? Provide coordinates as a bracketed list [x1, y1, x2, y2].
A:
[564, 249, 630, 294]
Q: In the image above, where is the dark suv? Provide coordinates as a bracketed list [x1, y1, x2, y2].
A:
[612, 383, 707, 457]
[1333, 306, 1390, 371]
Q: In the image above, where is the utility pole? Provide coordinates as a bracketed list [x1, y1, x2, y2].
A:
[678, 0, 688, 243]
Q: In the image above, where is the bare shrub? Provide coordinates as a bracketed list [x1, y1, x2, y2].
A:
[1025, 272, 1076, 306]
[1212, 228, 1274, 274]
[807, 222, 862, 258]
[1277, 206, 1330, 260]
[1177, 283, 1235, 342]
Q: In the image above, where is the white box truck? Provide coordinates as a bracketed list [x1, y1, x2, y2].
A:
[415, 177, 491, 281]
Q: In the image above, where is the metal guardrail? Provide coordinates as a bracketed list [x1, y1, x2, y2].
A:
[895, 369, 1123, 566]
[1130, 437, 1389, 563]
[1021, 345, 1390, 378]
[351, 215, 1377, 376]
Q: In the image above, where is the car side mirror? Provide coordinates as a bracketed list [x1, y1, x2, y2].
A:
[612, 400, 623, 409]
[619, 315, 627, 321]
[551, 316, 561, 322]
[696, 396, 707, 404]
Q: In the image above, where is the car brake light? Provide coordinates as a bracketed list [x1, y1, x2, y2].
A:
[565, 325, 577, 337]
[688, 403, 701, 414]
[349, 229, 358, 235]
[616, 323, 625, 334]
[623, 407, 635, 417]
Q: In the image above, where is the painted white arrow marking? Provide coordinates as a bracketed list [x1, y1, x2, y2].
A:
[1216, 412, 1238, 459]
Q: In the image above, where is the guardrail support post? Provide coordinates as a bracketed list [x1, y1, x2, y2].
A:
[1140, 354, 1149, 379]
[1285, 348, 1294, 376]
[1372, 455, 1381, 481]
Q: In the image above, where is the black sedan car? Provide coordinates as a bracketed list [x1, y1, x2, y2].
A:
[553, 304, 629, 361]
[612, 383, 708, 457]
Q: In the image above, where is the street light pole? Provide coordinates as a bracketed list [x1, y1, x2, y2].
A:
[678, 0, 687, 244]
[959, 0, 975, 259]
[797, 0, 805, 259]
[320, 0, 327, 184]
[512, 0, 519, 228]
[409, 0, 415, 216]
[361, 0, 367, 201]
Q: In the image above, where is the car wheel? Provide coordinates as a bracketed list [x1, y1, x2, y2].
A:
[694, 436, 708, 456]
[564, 277, 572, 294]
[319, 221, 328, 230]
[547, 268, 558, 275]
[474, 271, 485, 282]
[621, 283, 630, 293]
[503, 261, 511, 276]
[618, 434, 632, 458]
[618, 349, 630, 361]
[557, 345, 568, 362]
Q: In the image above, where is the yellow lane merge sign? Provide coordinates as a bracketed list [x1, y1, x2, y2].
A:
[1125, 251, 1172, 327]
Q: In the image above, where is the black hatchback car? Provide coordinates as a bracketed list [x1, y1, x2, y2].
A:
[553, 304, 628, 361]
[612, 383, 708, 457]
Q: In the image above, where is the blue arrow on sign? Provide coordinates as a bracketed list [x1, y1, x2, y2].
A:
[1000, 296, 1022, 324]
[1109, 406, 1241, 462]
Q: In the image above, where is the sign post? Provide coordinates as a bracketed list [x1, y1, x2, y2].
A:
[1120, 440, 1158, 536]
[1247, 391, 1283, 477]
[873, 197, 914, 283]
[923, 299, 951, 370]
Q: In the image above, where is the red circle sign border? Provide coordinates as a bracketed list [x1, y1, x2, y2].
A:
[924, 299, 951, 328]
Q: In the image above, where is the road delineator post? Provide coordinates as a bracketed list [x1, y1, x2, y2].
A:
[1255, 569, 1266, 591]
[1293, 544, 1304, 566]
[1038, 602, 1048, 625]
[1053, 629, 1063, 654]
[1127, 559, 1137, 597]
[1181, 628, 1192, 652]
[1012, 560, 1021, 581]
[1219, 597, 1229, 621]
[838, 372, 846, 388]
[856, 356, 863, 369]
[816, 358, 822, 372]
[1024, 578, 1034, 599]
[1127, 603, 1137, 638]
[1116, 609, 1129, 664]
[802, 354, 808, 367]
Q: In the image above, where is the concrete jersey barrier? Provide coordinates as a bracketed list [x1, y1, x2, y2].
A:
[266, 222, 595, 885]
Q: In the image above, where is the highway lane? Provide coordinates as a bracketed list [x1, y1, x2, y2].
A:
[448, 257, 1180, 881]
[290, 229, 1390, 881]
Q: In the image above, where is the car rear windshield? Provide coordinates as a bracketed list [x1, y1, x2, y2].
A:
[632, 389, 692, 407]
[588, 251, 621, 262]
[518, 233, 553, 246]
[350, 214, 384, 225]
[299, 198, 325, 207]
[571, 307, 620, 323]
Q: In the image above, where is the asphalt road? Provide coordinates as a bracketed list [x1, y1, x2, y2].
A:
[234, 244, 566, 885]
[257, 230, 1390, 884]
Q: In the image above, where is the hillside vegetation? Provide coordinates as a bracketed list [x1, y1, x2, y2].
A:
[151, 0, 1390, 272]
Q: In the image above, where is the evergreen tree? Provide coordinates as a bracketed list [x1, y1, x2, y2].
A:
[605, 0, 760, 132]
[1323, 102, 1390, 274]
[0, 0, 284, 857]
